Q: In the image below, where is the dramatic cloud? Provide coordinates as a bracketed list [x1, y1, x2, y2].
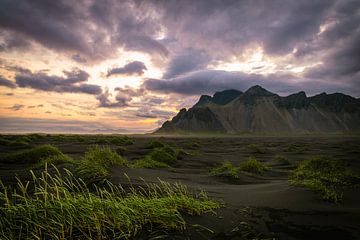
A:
[15, 69, 102, 95]
[303, 0, 360, 82]
[163, 48, 211, 79]
[107, 61, 147, 77]
[0, 76, 17, 88]
[1, 0, 360, 133]
[0, 0, 167, 61]
[144, 69, 357, 96]
[97, 90, 128, 108]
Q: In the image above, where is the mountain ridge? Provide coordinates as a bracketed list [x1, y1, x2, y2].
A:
[156, 85, 360, 134]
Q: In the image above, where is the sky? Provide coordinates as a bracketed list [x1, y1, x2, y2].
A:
[0, 0, 359, 133]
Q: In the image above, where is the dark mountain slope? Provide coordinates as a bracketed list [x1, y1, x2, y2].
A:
[156, 86, 360, 134]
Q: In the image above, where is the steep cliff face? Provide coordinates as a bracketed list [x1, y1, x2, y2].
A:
[156, 85, 360, 134]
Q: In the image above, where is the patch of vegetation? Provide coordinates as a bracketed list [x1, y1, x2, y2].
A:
[0, 135, 31, 147]
[149, 146, 178, 165]
[133, 141, 188, 169]
[273, 154, 290, 165]
[0, 144, 69, 165]
[76, 146, 127, 180]
[93, 135, 134, 145]
[0, 166, 220, 239]
[130, 156, 170, 169]
[209, 161, 239, 179]
[148, 138, 167, 148]
[239, 157, 267, 174]
[284, 143, 309, 154]
[290, 156, 359, 203]
[247, 144, 266, 154]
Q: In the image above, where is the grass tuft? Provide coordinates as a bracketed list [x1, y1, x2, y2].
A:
[0, 166, 220, 239]
[76, 145, 127, 180]
[130, 156, 170, 169]
[132, 142, 188, 169]
[239, 157, 267, 174]
[0, 144, 68, 164]
[290, 156, 359, 203]
[148, 138, 167, 148]
[209, 161, 239, 179]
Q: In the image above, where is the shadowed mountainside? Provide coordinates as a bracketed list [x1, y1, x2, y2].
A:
[157, 85, 360, 134]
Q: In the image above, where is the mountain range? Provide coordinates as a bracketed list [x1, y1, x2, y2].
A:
[156, 85, 360, 134]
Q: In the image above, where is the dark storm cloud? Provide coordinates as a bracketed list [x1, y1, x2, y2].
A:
[143, 70, 360, 97]
[0, 0, 167, 60]
[0, 76, 17, 88]
[163, 48, 211, 79]
[0, 31, 31, 52]
[0, 0, 89, 53]
[150, 0, 335, 56]
[15, 69, 102, 95]
[107, 61, 147, 77]
[303, 0, 360, 80]
[1, 0, 359, 95]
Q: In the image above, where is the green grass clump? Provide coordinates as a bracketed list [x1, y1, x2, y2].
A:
[239, 157, 267, 174]
[0, 144, 66, 164]
[131, 140, 188, 169]
[0, 135, 32, 147]
[148, 138, 166, 148]
[0, 166, 220, 239]
[130, 156, 170, 169]
[273, 155, 290, 165]
[247, 144, 266, 154]
[290, 156, 359, 203]
[209, 161, 239, 179]
[76, 146, 127, 180]
[149, 146, 178, 165]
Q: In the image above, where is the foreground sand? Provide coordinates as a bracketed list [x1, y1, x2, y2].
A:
[1, 135, 360, 239]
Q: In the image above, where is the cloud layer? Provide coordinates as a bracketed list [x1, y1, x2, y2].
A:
[15, 69, 102, 95]
[0, 0, 359, 133]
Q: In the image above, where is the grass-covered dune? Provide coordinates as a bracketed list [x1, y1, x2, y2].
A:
[0, 166, 220, 239]
[290, 156, 360, 202]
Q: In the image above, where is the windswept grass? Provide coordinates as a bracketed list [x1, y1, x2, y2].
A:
[76, 145, 127, 180]
[0, 144, 72, 166]
[290, 156, 359, 203]
[132, 141, 188, 169]
[210, 157, 268, 179]
[239, 157, 267, 174]
[0, 166, 220, 239]
[130, 156, 170, 169]
[148, 138, 167, 148]
[210, 161, 239, 179]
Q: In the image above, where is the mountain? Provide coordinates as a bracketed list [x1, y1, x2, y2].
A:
[156, 85, 360, 134]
